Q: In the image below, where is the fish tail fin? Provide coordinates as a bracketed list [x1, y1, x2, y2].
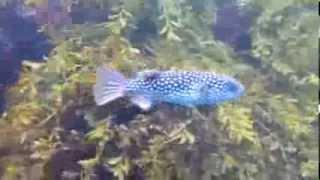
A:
[93, 67, 128, 106]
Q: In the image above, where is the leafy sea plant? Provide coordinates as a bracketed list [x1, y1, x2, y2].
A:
[252, 6, 317, 75]
[0, 0, 318, 180]
[158, 0, 185, 41]
[218, 104, 259, 145]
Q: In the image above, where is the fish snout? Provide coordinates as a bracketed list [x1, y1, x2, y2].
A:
[224, 77, 245, 99]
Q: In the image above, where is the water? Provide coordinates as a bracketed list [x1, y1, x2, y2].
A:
[0, 0, 318, 180]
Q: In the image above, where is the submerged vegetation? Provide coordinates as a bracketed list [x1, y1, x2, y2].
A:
[0, 0, 318, 179]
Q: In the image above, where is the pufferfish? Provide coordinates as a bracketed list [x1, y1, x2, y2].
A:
[93, 67, 245, 110]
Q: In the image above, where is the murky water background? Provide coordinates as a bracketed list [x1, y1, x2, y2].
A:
[0, 0, 318, 179]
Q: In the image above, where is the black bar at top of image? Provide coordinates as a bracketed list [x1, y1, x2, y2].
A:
[319, 1, 320, 15]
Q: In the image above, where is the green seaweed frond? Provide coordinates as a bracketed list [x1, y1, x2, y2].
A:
[267, 95, 312, 138]
[106, 5, 134, 35]
[158, 0, 185, 41]
[300, 160, 319, 179]
[218, 104, 259, 145]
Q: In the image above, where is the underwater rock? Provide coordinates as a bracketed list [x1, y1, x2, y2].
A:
[110, 105, 144, 124]
[128, 17, 158, 56]
[43, 143, 118, 180]
[43, 144, 97, 180]
[213, 3, 259, 52]
[0, 4, 52, 60]
[213, 2, 263, 70]
[0, 2, 52, 114]
[130, 17, 158, 43]
[60, 105, 91, 133]
[127, 165, 146, 180]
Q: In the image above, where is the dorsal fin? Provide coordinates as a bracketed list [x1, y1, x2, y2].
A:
[136, 70, 161, 82]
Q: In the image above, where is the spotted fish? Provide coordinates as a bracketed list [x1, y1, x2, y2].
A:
[93, 67, 245, 110]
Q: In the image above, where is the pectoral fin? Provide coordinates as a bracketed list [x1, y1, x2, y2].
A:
[131, 95, 153, 111]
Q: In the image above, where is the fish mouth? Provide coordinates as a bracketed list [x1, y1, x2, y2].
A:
[232, 80, 245, 100]
[224, 76, 245, 98]
[237, 82, 245, 97]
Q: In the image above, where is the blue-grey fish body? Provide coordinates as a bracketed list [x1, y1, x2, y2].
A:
[93, 67, 244, 110]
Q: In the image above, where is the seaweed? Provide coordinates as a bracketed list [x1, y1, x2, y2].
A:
[0, 0, 318, 179]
